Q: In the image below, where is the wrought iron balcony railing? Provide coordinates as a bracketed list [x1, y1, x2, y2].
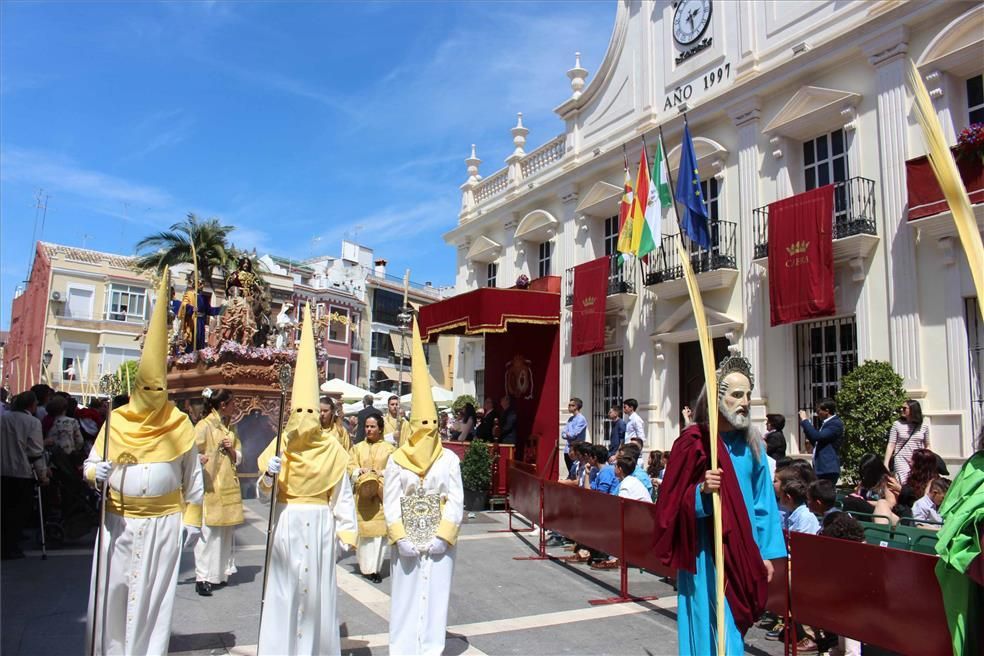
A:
[641, 220, 738, 285]
[565, 255, 639, 306]
[753, 177, 877, 259]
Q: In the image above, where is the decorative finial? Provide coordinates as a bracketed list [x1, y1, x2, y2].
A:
[465, 144, 482, 182]
[511, 113, 529, 158]
[567, 51, 588, 100]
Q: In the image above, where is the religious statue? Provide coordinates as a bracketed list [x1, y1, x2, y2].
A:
[225, 256, 260, 302]
[219, 288, 256, 346]
[505, 353, 534, 400]
[216, 257, 264, 347]
[274, 303, 295, 349]
[171, 273, 222, 354]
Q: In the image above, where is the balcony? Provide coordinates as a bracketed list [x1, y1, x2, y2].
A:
[641, 221, 739, 299]
[753, 177, 879, 267]
[50, 312, 145, 334]
[905, 147, 984, 239]
[565, 256, 638, 316]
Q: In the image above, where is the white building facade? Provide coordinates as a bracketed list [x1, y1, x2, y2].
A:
[445, 0, 984, 464]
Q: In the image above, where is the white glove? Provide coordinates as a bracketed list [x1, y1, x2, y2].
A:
[397, 538, 419, 559]
[266, 456, 282, 476]
[94, 461, 112, 483]
[336, 539, 352, 555]
[427, 537, 449, 557]
[183, 525, 202, 549]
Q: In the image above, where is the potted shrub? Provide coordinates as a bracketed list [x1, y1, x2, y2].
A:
[834, 360, 907, 484]
[461, 439, 493, 511]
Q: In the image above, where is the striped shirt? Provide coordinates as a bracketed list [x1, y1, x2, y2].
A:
[888, 420, 929, 485]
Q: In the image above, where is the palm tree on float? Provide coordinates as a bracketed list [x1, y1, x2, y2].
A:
[135, 213, 235, 290]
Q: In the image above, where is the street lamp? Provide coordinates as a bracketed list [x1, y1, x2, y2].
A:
[42, 349, 53, 384]
[396, 307, 413, 396]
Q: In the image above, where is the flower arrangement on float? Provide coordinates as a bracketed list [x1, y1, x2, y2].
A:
[169, 340, 329, 367]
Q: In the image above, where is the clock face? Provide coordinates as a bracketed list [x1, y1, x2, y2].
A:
[673, 0, 712, 46]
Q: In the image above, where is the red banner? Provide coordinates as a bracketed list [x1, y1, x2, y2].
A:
[571, 256, 609, 356]
[768, 185, 835, 326]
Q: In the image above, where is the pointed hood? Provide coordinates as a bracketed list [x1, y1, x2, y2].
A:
[131, 268, 171, 415]
[391, 316, 443, 476]
[285, 302, 321, 441]
[94, 267, 195, 463]
[258, 302, 349, 499]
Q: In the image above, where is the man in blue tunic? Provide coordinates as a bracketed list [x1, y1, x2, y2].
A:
[654, 354, 787, 655]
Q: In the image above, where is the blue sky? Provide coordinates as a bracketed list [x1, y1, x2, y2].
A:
[1, 0, 615, 329]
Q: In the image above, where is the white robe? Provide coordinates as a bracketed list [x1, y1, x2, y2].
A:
[357, 536, 386, 575]
[383, 450, 464, 656]
[84, 447, 203, 656]
[194, 524, 237, 584]
[256, 477, 358, 656]
[195, 448, 242, 584]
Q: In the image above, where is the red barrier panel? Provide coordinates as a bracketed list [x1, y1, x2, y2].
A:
[508, 465, 541, 525]
[789, 532, 950, 656]
[621, 500, 674, 578]
[542, 481, 623, 556]
[765, 557, 789, 616]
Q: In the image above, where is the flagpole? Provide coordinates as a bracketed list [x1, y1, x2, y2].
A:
[659, 121, 726, 656]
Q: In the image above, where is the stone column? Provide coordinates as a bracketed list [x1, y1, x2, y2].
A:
[558, 184, 579, 434]
[864, 28, 922, 390]
[728, 100, 766, 409]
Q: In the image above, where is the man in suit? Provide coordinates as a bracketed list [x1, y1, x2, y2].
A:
[497, 395, 518, 445]
[354, 394, 377, 444]
[799, 398, 843, 486]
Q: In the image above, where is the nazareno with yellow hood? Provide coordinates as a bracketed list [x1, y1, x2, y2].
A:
[84, 267, 205, 656]
[255, 303, 358, 656]
[383, 316, 464, 656]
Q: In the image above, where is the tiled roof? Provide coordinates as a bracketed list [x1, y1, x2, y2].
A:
[41, 242, 138, 270]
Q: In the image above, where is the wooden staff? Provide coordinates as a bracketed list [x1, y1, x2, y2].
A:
[257, 363, 293, 646]
[658, 123, 725, 654]
[88, 374, 120, 656]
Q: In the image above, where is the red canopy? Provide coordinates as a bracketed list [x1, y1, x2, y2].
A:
[418, 286, 560, 341]
[418, 282, 561, 478]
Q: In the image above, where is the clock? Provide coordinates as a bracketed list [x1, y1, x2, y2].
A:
[673, 0, 712, 46]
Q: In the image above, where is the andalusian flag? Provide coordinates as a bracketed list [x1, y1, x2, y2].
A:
[616, 165, 635, 257]
[647, 136, 673, 251]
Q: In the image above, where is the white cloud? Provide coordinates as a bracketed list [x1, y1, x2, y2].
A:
[1, 146, 175, 212]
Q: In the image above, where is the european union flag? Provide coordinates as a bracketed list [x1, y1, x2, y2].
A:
[675, 123, 711, 249]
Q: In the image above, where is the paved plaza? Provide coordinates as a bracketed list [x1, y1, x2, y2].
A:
[1, 499, 789, 656]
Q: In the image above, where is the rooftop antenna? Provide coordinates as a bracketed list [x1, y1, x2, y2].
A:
[26, 189, 49, 278]
[81, 233, 92, 249]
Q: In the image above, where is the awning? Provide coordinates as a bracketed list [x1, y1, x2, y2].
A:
[377, 366, 442, 387]
[417, 287, 560, 341]
[377, 366, 412, 384]
[389, 332, 411, 358]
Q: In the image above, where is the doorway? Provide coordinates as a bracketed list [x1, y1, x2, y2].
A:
[678, 338, 730, 411]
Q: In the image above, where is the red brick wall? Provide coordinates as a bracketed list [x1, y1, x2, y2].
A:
[4, 243, 51, 392]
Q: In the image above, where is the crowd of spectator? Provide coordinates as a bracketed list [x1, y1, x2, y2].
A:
[1, 384, 111, 560]
[541, 391, 958, 654]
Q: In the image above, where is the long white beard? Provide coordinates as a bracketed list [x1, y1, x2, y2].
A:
[722, 405, 750, 430]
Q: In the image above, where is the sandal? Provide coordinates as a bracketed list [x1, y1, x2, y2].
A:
[589, 559, 620, 570]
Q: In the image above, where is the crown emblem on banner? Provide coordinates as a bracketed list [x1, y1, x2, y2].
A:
[786, 240, 809, 256]
[582, 296, 596, 308]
